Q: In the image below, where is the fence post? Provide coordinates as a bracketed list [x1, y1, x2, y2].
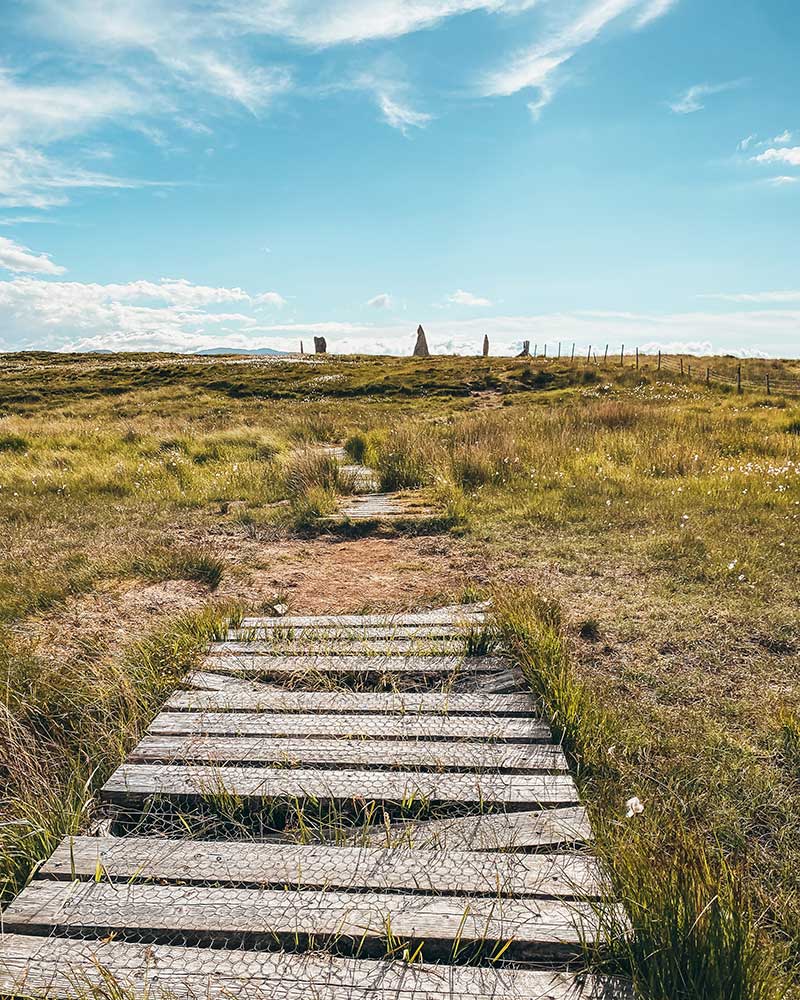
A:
[604, 344, 609, 362]
[587, 345, 592, 362]
[737, 365, 742, 393]
[766, 373, 770, 395]
[680, 357, 684, 375]
[706, 367, 710, 386]
[620, 344, 624, 366]
[658, 350, 661, 371]
[543, 344, 547, 358]
[533, 344, 537, 358]
[571, 343, 575, 361]
[635, 347, 639, 370]
[557, 342, 561, 359]
[687, 364, 691, 379]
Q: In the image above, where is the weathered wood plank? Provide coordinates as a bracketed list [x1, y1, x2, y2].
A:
[359, 807, 594, 851]
[41, 838, 601, 897]
[167, 685, 535, 715]
[228, 626, 479, 640]
[210, 640, 467, 655]
[127, 735, 568, 772]
[2, 881, 610, 960]
[202, 654, 507, 677]
[148, 711, 550, 741]
[241, 608, 488, 628]
[242, 612, 487, 628]
[102, 765, 579, 807]
[0, 935, 630, 1000]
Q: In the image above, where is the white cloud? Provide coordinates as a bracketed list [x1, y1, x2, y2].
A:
[481, 0, 674, 117]
[753, 146, 800, 167]
[1, 275, 798, 356]
[633, 0, 677, 28]
[254, 291, 287, 307]
[0, 66, 143, 147]
[0, 147, 157, 209]
[668, 80, 742, 114]
[367, 292, 393, 309]
[0, 236, 65, 275]
[699, 290, 800, 304]
[226, 1, 541, 48]
[738, 135, 755, 152]
[771, 130, 793, 145]
[377, 93, 432, 132]
[448, 288, 493, 306]
[767, 175, 799, 187]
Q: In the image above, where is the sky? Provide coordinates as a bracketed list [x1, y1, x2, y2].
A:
[0, 0, 798, 357]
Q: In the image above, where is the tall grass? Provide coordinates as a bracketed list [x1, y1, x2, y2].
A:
[494, 588, 789, 1000]
[0, 606, 237, 900]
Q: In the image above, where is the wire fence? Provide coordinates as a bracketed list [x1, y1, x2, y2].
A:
[524, 342, 800, 397]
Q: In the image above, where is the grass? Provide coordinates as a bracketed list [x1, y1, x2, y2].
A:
[0, 351, 799, 995]
[494, 589, 789, 1000]
[0, 606, 237, 901]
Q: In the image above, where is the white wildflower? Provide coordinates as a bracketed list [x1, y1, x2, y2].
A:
[625, 796, 644, 818]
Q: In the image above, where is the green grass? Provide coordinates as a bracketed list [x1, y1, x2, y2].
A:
[1, 351, 799, 994]
[494, 589, 789, 1000]
[0, 606, 237, 901]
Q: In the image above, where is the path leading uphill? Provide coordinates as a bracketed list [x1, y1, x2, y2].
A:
[0, 605, 626, 999]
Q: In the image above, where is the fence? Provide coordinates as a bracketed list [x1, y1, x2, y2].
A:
[524, 342, 800, 397]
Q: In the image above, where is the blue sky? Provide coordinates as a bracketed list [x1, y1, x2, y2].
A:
[0, 0, 798, 356]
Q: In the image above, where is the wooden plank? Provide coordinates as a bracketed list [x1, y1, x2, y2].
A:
[166, 685, 535, 715]
[359, 807, 594, 851]
[41, 838, 602, 897]
[2, 881, 609, 960]
[241, 609, 487, 628]
[210, 640, 467, 655]
[228, 626, 479, 640]
[148, 711, 550, 741]
[102, 764, 579, 807]
[0, 934, 630, 1000]
[127, 735, 569, 773]
[202, 654, 506, 677]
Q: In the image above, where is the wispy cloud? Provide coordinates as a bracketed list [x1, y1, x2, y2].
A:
[481, 0, 674, 118]
[633, 0, 678, 28]
[699, 290, 800, 304]
[225, 1, 542, 48]
[0, 236, 65, 274]
[0, 147, 162, 209]
[367, 292, 393, 309]
[668, 79, 743, 114]
[448, 288, 493, 306]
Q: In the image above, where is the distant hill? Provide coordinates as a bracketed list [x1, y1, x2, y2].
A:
[198, 347, 288, 356]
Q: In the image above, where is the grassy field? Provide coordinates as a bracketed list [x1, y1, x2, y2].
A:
[1, 350, 799, 998]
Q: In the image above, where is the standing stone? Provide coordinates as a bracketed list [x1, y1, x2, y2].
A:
[516, 340, 530, 358]
[413, 325, 430, 357]
[482, 335, 489, 357]
[300, 340, 304, 355]
[314, 336, 327, 354]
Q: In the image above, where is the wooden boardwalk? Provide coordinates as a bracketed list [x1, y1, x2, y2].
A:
[0, 606, 627, 999]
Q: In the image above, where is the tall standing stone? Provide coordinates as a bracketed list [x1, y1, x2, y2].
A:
[516, 340, 530, 358]
[314, 336, 327, 354]
[413, 325, 430, 357]
[300, 340, 304, 355]
[482, 335, 489, 357]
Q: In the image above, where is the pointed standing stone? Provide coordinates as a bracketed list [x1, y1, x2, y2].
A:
[413, 325, 430, 357]
[516, 340, 530, 358]
[314, 336, 327, 354]
[482, 335, 489, 357]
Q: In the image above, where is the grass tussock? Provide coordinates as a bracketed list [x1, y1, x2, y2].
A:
[0, 606, 237, 900]
[494, 588, 790, 1000]
[130, 544, 225, 589]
